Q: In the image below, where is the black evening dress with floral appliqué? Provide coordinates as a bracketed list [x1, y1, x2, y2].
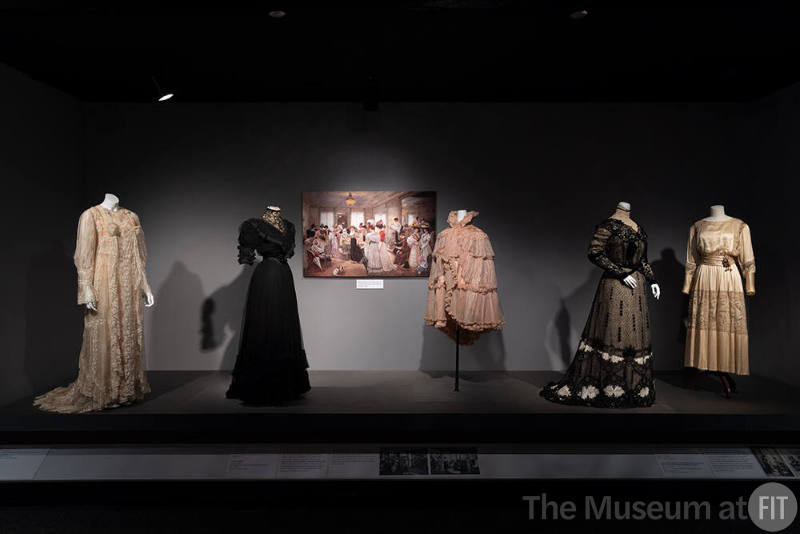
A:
[226, 217, 311, 404]
[541, 218, 657, 408]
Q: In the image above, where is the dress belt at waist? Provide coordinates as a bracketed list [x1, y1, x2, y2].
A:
[264, 255, 288, 264]
[701, 254, 735, 267]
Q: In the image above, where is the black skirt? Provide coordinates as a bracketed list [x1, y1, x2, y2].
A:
[540, 271, 655, 408]
[227, 257, 310, 404]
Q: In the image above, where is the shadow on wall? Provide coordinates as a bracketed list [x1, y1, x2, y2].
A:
[200, 265, 253, 371]
[149, 261, 204, 369]
[545, 269, 602, 371]
[649, 248, 688, 370]
[544, 249, 689, 372]
[23, 240, 82, 396]
[418, 323, 507, 379]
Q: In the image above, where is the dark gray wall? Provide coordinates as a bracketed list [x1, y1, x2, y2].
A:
[81, 101, 774, 377]
[5, 60, 793, 402]
[738, 82, 800, 387]
[0, 64, 84, 405]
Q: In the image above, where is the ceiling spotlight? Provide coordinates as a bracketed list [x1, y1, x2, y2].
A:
[269, 10, 286, 18]
[345, 192, 356, 206]
[151, 76, 174, 103]
[570, 9, 589, 20]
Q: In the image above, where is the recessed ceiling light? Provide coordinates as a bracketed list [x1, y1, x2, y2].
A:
[570, 9, 588, 20]
[158, 93, 174, 102]
[269, 10, 286, 18]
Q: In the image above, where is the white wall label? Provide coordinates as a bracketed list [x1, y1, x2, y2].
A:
[356, 279, 384, 290]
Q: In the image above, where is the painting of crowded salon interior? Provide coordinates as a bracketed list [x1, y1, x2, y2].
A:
[302, 191, 436, 277]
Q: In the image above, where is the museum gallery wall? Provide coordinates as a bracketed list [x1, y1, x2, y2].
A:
[2, 62, 800, 406]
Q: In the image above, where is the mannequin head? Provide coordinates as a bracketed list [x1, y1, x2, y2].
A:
[616, 201, 631, 212]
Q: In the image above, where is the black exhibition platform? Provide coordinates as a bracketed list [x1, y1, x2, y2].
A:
[2, 371, 800, 444]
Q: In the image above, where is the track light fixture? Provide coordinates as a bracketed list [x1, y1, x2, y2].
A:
[570, 9, 589, 20]
[151, 76, 174, 102]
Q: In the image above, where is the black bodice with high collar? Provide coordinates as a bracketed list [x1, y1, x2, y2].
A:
[587, 218, 657, 284]
[237, 217, 296, 265]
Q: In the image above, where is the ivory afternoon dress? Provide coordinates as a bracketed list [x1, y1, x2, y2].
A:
[424, 211, 504, 345]
[682, 218, 755, 375]
[541, 218, 657, 408]
[34, 206, 152, 413]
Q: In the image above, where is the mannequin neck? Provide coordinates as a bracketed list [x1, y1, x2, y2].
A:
[457, 209, 467, 222]
[706, 205, 732, 221]
[611, 207, 636, 226]
[610, 206, 638, 231]
[612, 207, 632, 221]
[100, 193, 119, 211]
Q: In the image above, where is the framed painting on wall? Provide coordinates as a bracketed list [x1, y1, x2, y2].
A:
[302, 191, 437, 278]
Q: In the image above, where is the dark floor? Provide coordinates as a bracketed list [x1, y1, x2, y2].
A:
[5, 370, 800, 416]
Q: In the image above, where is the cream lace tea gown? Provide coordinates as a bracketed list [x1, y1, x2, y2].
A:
[424, 211, 504, 345]
[683, 218, 755, 375]
[34, 206, 151, 413]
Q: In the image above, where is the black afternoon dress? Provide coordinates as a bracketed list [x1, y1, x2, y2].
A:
[541, 218, 657, 408]
[226, 217, 311, 404]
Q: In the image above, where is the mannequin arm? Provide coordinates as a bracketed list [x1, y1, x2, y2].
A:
[651, 283, 660, 300]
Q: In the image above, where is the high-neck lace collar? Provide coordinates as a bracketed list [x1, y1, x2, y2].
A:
[261, 209, 286, 233]
[447, 210, 479, 228]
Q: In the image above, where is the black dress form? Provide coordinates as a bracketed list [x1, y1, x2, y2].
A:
[226, 217, 310, 404]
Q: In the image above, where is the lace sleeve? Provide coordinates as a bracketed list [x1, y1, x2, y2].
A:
[639, 236, 658, 285]
[237, 220, 259, 265]
[74, 209, 97, 305]
[739, 222, 756, 295]
[587, 224, 627, 278]
[681, 225, 698, 294]
[131, 212, 152, 297]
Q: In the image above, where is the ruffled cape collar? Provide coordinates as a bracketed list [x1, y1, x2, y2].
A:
[447, 210, 479, 228]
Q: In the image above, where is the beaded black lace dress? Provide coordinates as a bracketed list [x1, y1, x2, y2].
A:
[226, 214, 310, 404]
[541, 218, 657, 408]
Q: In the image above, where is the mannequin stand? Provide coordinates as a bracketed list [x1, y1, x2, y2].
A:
[454, 326, 460, 392]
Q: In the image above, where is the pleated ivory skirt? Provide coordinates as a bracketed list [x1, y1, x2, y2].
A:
[685, 263, 749, 375]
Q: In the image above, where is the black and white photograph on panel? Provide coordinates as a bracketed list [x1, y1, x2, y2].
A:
[379, 448, 430, 476]
[779, 449, 800, 477]
[752, 447, 795, 477]
[429, 448, 480, 475]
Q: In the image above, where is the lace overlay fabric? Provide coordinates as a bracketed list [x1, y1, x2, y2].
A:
[34, 206, 151, 413]
[261, 209, 286, 233]
[683, 218, 755, 374]
[587, 219, 657, 284]
[424, 211, 504, 345]
[541, 219, 656, 408]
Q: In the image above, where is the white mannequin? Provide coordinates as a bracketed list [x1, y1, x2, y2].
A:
[267, 205, 281, 212]
[610, 201, 660, 300]
[704, 204, 732, 222]
[456, 209, 467, 222]
[89, 193, 155, 311]
[100, 193, 119, 211]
